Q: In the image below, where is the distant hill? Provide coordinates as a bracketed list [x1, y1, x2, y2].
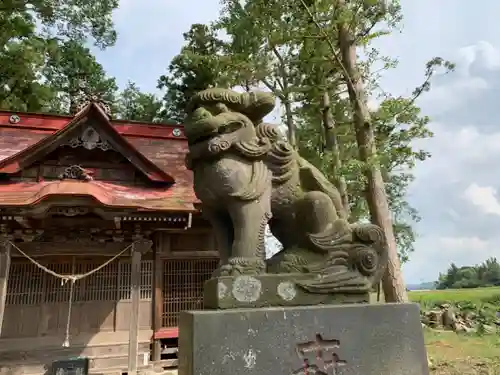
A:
[406, 281, 436, 291]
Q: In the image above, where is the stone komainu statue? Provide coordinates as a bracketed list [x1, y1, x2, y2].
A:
[184, 88, 388, 297]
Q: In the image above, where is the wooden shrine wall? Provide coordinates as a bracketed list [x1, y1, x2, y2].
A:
[18, 144, 146, 185]
[1, 230, 219, 338]
[2, 230, 220, 339]
[2, 255, 153, 339]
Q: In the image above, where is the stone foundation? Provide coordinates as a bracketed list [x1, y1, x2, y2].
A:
[179, 303, 429, 375]
[203, 274, 370, 309]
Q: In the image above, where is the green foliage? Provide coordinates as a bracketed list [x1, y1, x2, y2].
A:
[295, 89, 436, 261]
[0, 36, 54, 111]
[216, 0, 305, 93]
[0, 8, 51, 111]
[43, 40, 118, 114]
[116, 82, 163, 123]
[0, 0, 163, 122]
[410, 287, 500, 329]
[0, 0, 118, 48]
[157, 23, 231, 123]
[481, 292, 500, 305]
[409, 287, 500, 305]
[410, 287, 499, 335]
[290, 0, 453, 263]
[156, 0, 455, 263]
[0, 0, 118, 111]
[436, 258, 500, 290]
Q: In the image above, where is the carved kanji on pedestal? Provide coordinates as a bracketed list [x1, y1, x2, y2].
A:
[293, 334, 347, 375]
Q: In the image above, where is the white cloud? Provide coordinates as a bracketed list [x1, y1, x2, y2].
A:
[418, 77, 488, 113]
[413, 41, 500, 115]
[93, 0, 222, 92]
[438, 236, 488, 251]
[464, 183, 500, 215]
[404, 234, 495, 283]
[404, 39, 500, 282]
[434, 236, 493, 269]
[410, 123, 500, 185]
[433, 236, 495, 269]
[457, 41, 500, 77]
[114, 0, 220, 40]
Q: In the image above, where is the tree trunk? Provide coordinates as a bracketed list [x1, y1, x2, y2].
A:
[337, 10, 408, 303]
[283, 97, 296, 147]
[321, 91, 350, 214]
[271, 47, 296, 147]
[68, 77, 81, 115]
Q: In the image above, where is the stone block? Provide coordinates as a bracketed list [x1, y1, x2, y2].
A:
[204, 274, 369, 309]
[179, 303, 429, 375]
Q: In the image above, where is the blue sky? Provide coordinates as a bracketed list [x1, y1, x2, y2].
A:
[94, 0, 500, 284]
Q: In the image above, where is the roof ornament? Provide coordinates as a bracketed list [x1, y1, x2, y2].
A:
[9, 114, 21, 124]
[59, 165, 94, 181]
[63, 126, 114, 151]
[75, 94, 112, 118]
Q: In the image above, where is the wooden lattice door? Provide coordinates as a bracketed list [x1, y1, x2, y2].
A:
[2, 256, 152, 338]
[162, 258, 218, 327]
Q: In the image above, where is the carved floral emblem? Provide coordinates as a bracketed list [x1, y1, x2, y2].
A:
[231, 276, 262, 302]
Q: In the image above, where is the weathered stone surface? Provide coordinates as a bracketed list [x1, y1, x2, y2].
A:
[204, 274, 369, 309]
[179, 303, 429, 375]
[183, 87, 389, 299]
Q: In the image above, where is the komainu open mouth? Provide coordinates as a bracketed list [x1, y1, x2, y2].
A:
[188, 121, 242, 147]
[189, 132, 216, 146]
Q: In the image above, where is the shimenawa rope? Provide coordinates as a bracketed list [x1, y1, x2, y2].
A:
[7, 240, 138, 347]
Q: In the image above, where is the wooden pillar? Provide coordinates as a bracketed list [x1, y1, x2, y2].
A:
[0, 238, 11, 336]
[151, 234, 162, 361]
[151, 234, 171, 361]
[128, 239, 152, 375]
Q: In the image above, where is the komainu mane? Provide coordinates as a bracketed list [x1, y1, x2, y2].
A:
[184, 87, 388, 303]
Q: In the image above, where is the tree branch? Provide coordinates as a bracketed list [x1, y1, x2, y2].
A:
[354, 20, 378, 42]
[381, 59, 455, 119]
[298, 0, 364, 110]
[271, 46, 287, 92]
[261, 78, 284, 100]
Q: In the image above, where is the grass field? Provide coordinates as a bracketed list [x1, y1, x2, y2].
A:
[409, 286, 500, 305]
[425, 330, 500, 374]
[407, 287, 500, 374]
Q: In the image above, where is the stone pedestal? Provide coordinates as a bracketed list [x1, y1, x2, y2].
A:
[179, 303, 429, 375]
[204, 274, 369, 309]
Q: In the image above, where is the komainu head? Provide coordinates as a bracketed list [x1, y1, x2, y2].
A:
[186, 88, 276, 123]
[184, 88, 276, 144]
[184, 88, 277, 166]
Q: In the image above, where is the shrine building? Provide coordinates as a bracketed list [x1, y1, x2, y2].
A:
[0, 101, 219, 373]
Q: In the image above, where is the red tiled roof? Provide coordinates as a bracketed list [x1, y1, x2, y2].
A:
[0, 127, 48, 162]
[0, 103, 175, 182]
[0, 106, 197, 212]
[0, 180, 194, 211]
